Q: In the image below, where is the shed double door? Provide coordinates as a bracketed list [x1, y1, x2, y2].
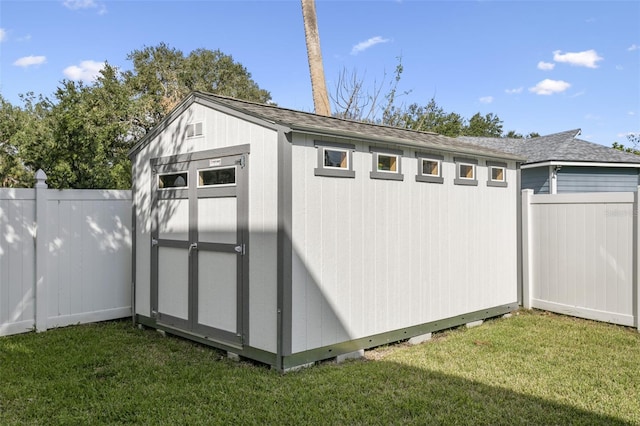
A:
[150, 150, 247, 346]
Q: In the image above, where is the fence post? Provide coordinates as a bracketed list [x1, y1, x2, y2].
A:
[34, 169, 48, 332]
[635, 186, 640, 332]
[521, 189, 533, 309]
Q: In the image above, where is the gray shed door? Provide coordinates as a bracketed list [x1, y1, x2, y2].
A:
[151, 151, 247, 346]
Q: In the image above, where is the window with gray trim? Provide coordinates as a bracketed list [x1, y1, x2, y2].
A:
[158, 172, 188, 189]
[487, 161, 508, 187]
[416, 153, 444, 184]
[454, 157, 478, 186]
[186, 122, 203, 138]
[314, 141, 355, 178]
[370, 147, 404, 181]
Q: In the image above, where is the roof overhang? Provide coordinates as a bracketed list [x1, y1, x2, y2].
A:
[522, 161, 640, 169]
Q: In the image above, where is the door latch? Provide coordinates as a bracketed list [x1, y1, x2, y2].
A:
[189, 242, 198, 255]
[151, 238, 159, 247]
[234, 244, 245, 255]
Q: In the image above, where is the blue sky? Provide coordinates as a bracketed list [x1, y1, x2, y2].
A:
[1, 0, 639, 147]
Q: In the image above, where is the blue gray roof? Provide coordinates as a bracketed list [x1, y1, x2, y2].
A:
[459, 129, 640, 165]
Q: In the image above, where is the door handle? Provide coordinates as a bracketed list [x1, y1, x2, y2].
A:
[189, 242, 198, 255]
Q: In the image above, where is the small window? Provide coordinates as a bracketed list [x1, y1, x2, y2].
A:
[198, 167, 236, 187]
[487, 161, 508, 187]
[324, 148, 349, 169]
[158, 172, 188, 189]
[377, 154, 399, 172]
[370, 147, 404, 181]
[454, 157, 478, 186]
[314, 141, 355, 178]
[187, 122, 203, 138]
[416, 153, 444, 184]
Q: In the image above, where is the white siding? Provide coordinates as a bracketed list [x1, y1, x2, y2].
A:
[290, 136, 518, 353]
[132, 102, 279, 353]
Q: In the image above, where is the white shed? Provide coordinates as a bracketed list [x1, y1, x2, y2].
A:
[129, 92, 523, 370]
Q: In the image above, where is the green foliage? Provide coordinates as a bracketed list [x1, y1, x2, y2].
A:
[1, 312, 638, 424]
[612, 134, 640, 155]
[1, 43, 272, 189]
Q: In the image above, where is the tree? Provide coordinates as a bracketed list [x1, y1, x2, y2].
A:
[301, 0, 331, 116]
[612, 134, 640, 156]
[125, 43, 272, 132]
[463, 112, 503, 137]
[2, 43, 272, 189]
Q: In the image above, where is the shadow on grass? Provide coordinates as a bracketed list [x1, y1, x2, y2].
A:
[0, 321, 635, 425]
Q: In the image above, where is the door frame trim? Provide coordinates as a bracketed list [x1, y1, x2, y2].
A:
[150, 144, 250, 346]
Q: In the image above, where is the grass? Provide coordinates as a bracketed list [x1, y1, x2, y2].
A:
[1, 309, 639, 425]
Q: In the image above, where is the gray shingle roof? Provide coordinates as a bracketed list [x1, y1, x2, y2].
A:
[459, 129, 640, 164]
[188, 92, 523, 161]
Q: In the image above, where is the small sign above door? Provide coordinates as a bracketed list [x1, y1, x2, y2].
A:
[209, 158, 222, 167]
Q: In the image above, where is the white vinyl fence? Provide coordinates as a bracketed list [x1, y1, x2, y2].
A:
[522, 188, 639, 330]
[0, 170, 132, 336]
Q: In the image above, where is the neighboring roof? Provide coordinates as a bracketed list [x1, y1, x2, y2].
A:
[129, 92, 524, 161]
[459, 129, 640, 165]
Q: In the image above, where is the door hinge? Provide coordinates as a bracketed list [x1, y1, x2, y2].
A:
[151, 238, 159, 247]
[236, 155, 246, 169]
[234, 244, 245, 255]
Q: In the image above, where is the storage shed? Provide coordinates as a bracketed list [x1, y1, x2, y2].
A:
[460, 129, 640, 194]
[129, 92, 523, 370]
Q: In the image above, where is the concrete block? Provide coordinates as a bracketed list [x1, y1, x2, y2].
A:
[466, 320, 484, 329]
[502, 313, 513, 319]
[336, 349, 364, 363]
[408, 332, 432, 345]
[156, 329, 166, 337]
[281, 362, 315, 373]
[227, 352, 240, 362]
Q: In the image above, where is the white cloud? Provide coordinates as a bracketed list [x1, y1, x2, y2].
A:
[529, 79, 571, 95]
[628, 111, 636, 116]
[63, 0, 107, 14]
[553, 49, 603, 68]
[479, 96, 493, 104]
[0, 28, 6, 42]
[628, 44, 639, 52]
[537, 61, 555, 71]
[505, 87, 523, 95]
[615, 65, 624, 71]
[63, 60, 105, 82]
[351, 36, 389, 55]
[13, 55, 47, 67]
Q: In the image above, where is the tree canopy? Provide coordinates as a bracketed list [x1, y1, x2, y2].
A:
[0, 44, 271, 189]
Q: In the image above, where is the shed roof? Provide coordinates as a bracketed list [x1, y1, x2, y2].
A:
[459, 129, 640, 165]
[129, 92, 524, 161]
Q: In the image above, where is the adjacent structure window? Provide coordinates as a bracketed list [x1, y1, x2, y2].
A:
[416, 153, 444, 184]
[487, 161, 508, 187]
[454, 157, 478, 186]
[370, 147, 404, 181]
[198, 167, 236, 187]
[186, 122, 203, 138]
[158, 172, 188, 189]
[314, 141, 355, 178]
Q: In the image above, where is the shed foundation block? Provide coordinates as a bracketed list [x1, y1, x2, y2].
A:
[408, 332, 432, 345]
[336, 349, 364, 363]
[466, 320, 484, 329]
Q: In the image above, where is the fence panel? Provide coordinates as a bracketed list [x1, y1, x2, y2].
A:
[0, 171, 132, 336]
[0, 190, 36, 336]
[522, 189, 639, 329]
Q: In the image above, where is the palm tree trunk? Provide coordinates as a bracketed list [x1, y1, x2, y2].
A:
[301, 0, 331, 116]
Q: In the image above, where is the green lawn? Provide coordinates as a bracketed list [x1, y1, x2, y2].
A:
[1, 310, 638, 425]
